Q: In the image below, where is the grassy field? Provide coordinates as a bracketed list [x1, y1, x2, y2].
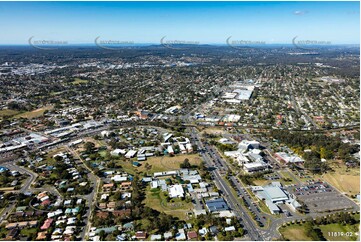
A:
[279, 224, 314, 241]
[0, 109, 21, 118]
[119, 154, 202, 175]
[78, 137, 107, 151]
[71, 78, 89, 85]
[14, 105, 53, 119]
[43, 147, 67, 165]
[200, 127, 227, 136]
[0, 187, 15, 191]
[278, 171, 297, 185]
[20, 228, 37, 238]
[319, 223, 359, 241]
[280, 222, 360, 241]
[322, 173, 360, 196]
[144, 187, 193, 221]
[253, 179, 269, 186]
[318, 163, 360, 196]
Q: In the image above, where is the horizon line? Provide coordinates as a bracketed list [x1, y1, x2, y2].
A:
[0, 43, 359, 47]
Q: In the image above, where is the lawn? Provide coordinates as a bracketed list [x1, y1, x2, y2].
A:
[98, 150, 108, 158]
[322, 173, 360, 196]
[253, 179, 269, 186]
[200, 127, 227, 136]
[278, 171, 297, 185]
[319, 164, 360, 196]
[257, 200, 273, 215]
[20, 228, 38, 238]
[144, 187, 193, 221]
[279, 224, 314, 241]
[79, 137, 107, 151]
[0, 187, 15, 191]
[14, 105, 53, 119]
[43, 147, 67, 165]
[319, 223, 359, 241]
[71, 78, 89, 85]
[118, 154, 202, 175]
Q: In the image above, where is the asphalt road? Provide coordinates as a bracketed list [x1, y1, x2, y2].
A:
[66, 146, 100, 240]
[189, 127, 263, 241]
[0, 162, 38, 223]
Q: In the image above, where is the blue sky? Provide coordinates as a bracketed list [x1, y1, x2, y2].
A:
[0, 1, 359, 45]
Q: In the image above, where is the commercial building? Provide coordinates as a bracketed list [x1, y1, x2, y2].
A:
[252, 183, 290, 214]
[243, 161, 268, 173]
[125, 150, 137, 159]
[275, 152, 304, 164]
[168, 185, 184, 198]
[238, 140, 260, 152]
[205, 198, 229, 213]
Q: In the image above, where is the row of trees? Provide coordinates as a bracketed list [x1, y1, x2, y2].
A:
[270, 130, 359, 161]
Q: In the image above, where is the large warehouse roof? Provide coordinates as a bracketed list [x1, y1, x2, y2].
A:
[262, 186, 288, 202]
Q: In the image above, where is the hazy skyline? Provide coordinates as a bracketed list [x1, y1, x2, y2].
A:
[0, 1, 359, 45]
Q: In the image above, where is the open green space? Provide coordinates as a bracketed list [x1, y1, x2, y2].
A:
[143, 187, 193, 221]
[118, 154, 202, 175]
[279, 224, 315, 241]
[20, 228, 38, 238]
[280, 222, 360, 241]
[319, 223, 359, 241]
[14, 105, 53, 119]
[71, 78, 89, 85]
[278, 171, 296, 185]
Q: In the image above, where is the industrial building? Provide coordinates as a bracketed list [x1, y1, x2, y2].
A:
[252, 183, 292, 214]
[205, 198, 229, 213]
[275, 152, 304, 164]
[243, 161, 268, 173]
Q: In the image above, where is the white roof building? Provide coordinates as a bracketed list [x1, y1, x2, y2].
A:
[111, 175, 127, 182]
[243, 162, 268, 173]
[224, 226, 236, 232]
[179, 143, 186, 153]
[125, 150, 137, 158]
[150, 235, 162, 241]
[168, 185, 184, 198]
[186, 143, 193, 152]
[275, 152, 304, 163]
[167, 145, 174, 154]
[111, 149, 127, 156]
[151, 181, 158, 189]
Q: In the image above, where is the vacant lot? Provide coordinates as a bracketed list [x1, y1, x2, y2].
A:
[279, 224, 313, 241]
[321, 166, 360, 196]
[320, 223, 359, 241]
[14, 105, 53, 119]
[310, 161, 360, 196]
[144, 187, 193, 221]
[120, 154, 202, 175]
[200, 127, 227, 136]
